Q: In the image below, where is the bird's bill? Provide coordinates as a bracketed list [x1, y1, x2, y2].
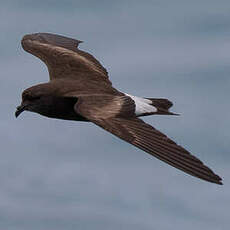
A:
[15, 103, 28, 118]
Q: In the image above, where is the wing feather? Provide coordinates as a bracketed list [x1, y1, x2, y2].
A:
[21, 33, 111, 84]
[94, 117, 222, 184]
[75, 97, 222, 184]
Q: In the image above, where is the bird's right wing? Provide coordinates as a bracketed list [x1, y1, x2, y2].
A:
[21, 33, 112, 85]
[74, 96, 222, 185]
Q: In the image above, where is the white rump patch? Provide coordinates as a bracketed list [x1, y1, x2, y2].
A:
[125, 93, 157, 116]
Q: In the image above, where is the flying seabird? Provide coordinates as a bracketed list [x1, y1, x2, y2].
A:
[16, 33, 222, 185]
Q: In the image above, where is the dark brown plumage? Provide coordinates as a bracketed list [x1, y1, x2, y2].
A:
[16, 33, 222, 185]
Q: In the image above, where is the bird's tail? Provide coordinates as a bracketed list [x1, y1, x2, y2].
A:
[145, 98, 179, 116]
[125, 93, 179, 116]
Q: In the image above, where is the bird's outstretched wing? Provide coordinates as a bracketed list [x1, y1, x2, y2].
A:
[75, 95, 222, 184]
[21, 33, 111, 85]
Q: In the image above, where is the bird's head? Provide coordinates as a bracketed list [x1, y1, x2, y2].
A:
[15, 83, 53, 118]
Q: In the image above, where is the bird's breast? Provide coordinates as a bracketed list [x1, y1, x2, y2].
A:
[37, 96, 88, 121]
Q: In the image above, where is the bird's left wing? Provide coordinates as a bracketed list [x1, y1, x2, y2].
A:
[75, 95, 222, 185]
[21, 33, 111, 85]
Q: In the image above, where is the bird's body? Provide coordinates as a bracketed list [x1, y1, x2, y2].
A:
[16, 33, 222, 185]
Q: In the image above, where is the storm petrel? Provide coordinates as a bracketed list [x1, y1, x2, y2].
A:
[16, 33, 222, 184]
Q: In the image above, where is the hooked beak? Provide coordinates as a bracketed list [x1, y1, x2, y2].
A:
[15, 103, 29, 118]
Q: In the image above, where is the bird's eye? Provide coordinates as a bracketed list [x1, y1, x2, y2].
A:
[23, 94, 41, 101]
[30, 96, 41, 101]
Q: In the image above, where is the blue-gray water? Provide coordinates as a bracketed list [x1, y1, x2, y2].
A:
[0, 1, 229, 229]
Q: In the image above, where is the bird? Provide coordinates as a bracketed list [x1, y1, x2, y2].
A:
[16, 32, 222, 185]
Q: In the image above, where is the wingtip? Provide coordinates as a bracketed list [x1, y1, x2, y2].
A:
[21, 32, 84, 50]
[210, 174, 223, 185]
[216, 177, 223, 185]
[215, 180, 223, 185]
